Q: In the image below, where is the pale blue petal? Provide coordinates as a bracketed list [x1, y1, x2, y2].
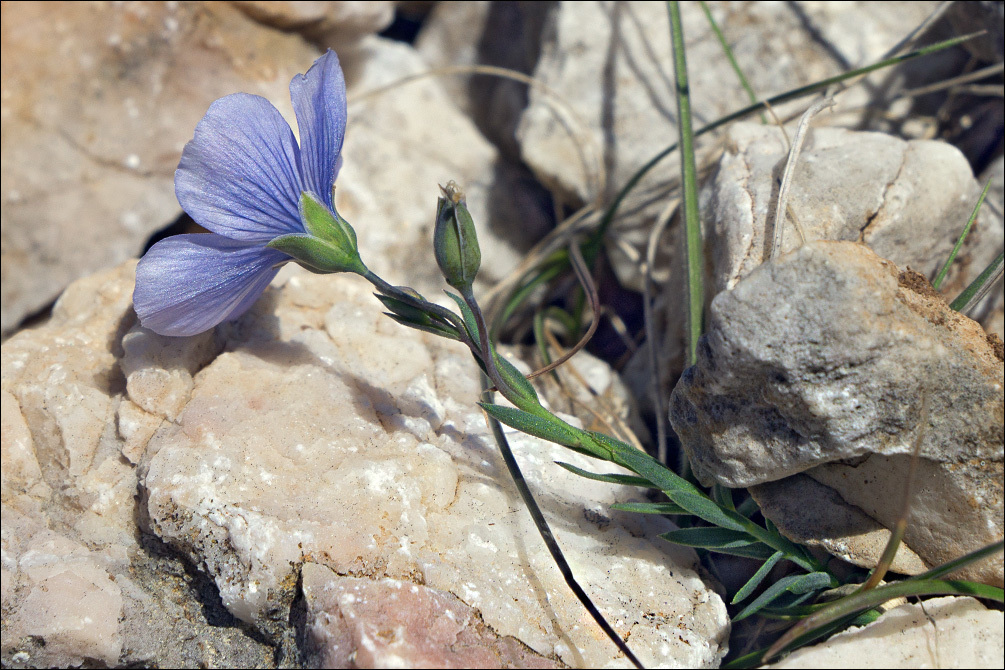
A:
[290, 50, 347, 210]
[176, 93, 305, 242]
[133, 234, 287, 336]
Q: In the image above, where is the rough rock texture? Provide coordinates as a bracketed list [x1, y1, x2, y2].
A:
[669, 241, 1003, 585]
[1, 263, 274, 668]
[631, 124, 1005, 407]
[767, 596, 1004, 669]
[0, 1, 323, 336]
[748, 474, 928, 576]
[700, 125, 1002, 302]
[2, 261, 729, 668]
[300, 564, 561, 668]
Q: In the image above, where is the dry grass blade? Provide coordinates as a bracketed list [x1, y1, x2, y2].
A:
[643, 197, 679, 463]
[769, 96, 833, 260]
[525, 242, 600, 381]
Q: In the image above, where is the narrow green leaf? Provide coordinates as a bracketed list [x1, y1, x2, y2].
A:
[611, 501, 690, 515]
[668, 1, 704, 367]
[917, 540, 1004, 581]
[478, 403, 582, 448]
[445, 291, 480, 343]
[734, 572, 833, 622]
[555, 462, 655, 488]
[950, 251, 1004, 314]
[713, 483, 735, 510]
[933, 177, 993, 290]
[494, 353, 539, 403]
[660, 527, 758, 549]
[732, 551, 785, 604]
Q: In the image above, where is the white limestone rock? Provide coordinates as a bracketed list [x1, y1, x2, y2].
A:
[1, 263, 275, 667]
[767, 596, 1004, 669]
[136, 268, 729, 668]
[669, 241, 1004, 586]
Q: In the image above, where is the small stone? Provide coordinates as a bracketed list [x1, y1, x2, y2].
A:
[670, 241, 1003, 585]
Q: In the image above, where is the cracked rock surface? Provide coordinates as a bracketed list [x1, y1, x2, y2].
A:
[670, 241, 1004, 586]
[2, 262, 729, 668]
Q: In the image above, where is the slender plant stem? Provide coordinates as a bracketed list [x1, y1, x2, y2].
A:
[480, 385, 645, 670]
[667, 1, 703, 368]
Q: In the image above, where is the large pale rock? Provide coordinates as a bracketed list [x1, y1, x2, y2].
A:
[137, 266, 729, 667]
[3, 259, 729, 667]
[1, 263, 277, 667]
[0, 1, 323, 336]
[767, 596, 1004, 669]
[669, 241, 1003, 585]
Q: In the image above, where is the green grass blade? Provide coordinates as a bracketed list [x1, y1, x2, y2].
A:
[699, 1, 766, 123]
[611, 501, 690, 515]
[933, 177, 993, 290]
[733, 572, 834, 621]
[950, 251, 1004, 314]
[668, 0, 704, 367]
[555, 461, 656, 488]
[762, 577, 1005, 663]
[732, 550, 785, 604]
[661, 526, 760, 549]
[916, 540, 1005, 581]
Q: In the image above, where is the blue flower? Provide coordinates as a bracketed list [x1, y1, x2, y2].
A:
[133, 50, 361, 337]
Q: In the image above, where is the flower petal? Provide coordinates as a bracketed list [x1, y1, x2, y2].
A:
[290, 49, 347, 210]
[133, 234, 287, 336]
[176, 93, 305, 242]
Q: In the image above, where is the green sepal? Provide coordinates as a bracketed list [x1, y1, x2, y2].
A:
[267, 233, 366, 275]
[383, 312, 460, 341]
[478, 402, 582, 449]
[300, 191, 357, 250]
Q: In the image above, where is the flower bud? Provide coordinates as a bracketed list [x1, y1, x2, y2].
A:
[433, 181, 481, 290]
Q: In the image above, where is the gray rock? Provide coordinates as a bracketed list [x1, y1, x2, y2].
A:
[630, 124, 1004, 414]
[669, 241, 1003, 585]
